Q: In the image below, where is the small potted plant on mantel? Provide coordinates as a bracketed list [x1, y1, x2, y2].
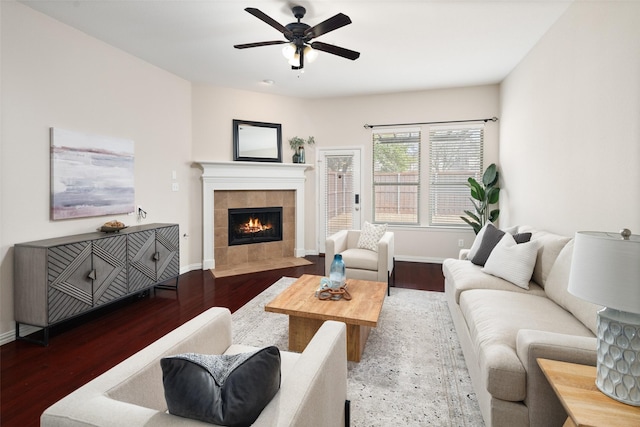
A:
[288, 136, 315, 163]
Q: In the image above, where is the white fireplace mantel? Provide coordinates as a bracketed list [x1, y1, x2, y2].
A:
[195, 161, 312, 270]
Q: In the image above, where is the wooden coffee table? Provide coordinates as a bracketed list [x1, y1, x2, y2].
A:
[265, 274, 386, 362]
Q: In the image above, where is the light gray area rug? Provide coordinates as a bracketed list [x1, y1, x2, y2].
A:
[231, 277, 484, 426]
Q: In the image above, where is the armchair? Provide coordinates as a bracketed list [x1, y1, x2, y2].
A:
[325, 229, 395, 295]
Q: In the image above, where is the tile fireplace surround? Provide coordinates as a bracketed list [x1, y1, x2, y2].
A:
[196, 161, 311, 270]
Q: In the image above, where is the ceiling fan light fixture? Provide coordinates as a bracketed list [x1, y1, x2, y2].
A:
[236, 7, 359, 70]
[288, 53, 301, 67]
[282, 43, 296, 60]
[304, 45, 318, 63]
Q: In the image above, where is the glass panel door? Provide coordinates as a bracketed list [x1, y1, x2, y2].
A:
[318, 149, 361, 253]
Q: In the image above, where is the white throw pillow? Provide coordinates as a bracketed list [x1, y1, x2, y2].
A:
[357, 221, 387, 252]
[481, 233, 539, 289]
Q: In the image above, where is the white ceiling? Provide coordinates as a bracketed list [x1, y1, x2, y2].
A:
[19, 0, 573, 99]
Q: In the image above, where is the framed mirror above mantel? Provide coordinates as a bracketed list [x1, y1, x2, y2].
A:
[233, 119, 282, 163]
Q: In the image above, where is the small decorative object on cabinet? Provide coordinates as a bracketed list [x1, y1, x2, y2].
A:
[13, 223, 179, 345]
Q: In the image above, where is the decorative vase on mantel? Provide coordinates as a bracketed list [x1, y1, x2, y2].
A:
[288, 136, 315, 164]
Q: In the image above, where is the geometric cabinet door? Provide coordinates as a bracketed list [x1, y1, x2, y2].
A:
[92, 235, 127, 306]
[156, 225, 179, 282]
[47, 234, 127, 324]
[128, 225, 179, 292]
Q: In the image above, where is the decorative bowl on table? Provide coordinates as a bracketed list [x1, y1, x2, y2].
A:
[99, 221, 127, 233]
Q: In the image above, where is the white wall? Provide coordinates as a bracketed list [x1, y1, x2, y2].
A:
[305, 86, 500, 261]
[191, 84, 501, 263]
[500, 1, 640, 235]
[0, 2, 193, 340]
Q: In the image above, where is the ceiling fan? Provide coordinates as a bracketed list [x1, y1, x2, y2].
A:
[234, 6, 360, 70]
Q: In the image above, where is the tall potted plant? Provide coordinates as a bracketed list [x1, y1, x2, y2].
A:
[461, 163, 500, 234]
[288, 136, 315, 163]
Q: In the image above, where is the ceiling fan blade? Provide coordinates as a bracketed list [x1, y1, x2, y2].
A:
[234, 40, 288, 49]
[245, 7, 293, 38]
[311, 41, 360, 60]
[304, 13, 352, 39]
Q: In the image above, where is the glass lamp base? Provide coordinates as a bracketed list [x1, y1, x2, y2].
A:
[596, 307, 640, 406]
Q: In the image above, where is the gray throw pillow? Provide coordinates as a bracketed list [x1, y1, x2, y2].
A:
[470, 224, 505, 266]
[161, 346, 281, 427]
[470, 225, 533, 266]
[513, 232, 532, 244]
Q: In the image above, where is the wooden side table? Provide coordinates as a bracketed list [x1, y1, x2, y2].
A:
[538, 358, 640, 427]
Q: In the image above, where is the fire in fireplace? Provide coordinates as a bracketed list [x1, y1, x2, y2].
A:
[228, 207, 283, 246]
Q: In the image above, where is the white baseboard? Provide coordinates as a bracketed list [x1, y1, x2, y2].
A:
[0, 323, 41, 346]
[181, 263, 202, 273]
[395, 256, 444, 264]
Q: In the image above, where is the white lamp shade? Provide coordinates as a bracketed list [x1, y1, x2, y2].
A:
[568, 231, 640, 314]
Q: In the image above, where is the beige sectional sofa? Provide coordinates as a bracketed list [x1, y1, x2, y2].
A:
[41, 307, 348, 427]
[444, 226, 602, 427]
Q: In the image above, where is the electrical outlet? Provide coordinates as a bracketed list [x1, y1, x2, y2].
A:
[458, 239, 465, 248]
[172, 183, 179, 192]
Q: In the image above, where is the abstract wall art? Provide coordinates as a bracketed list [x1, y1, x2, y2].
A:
[50, 128, 135, 220]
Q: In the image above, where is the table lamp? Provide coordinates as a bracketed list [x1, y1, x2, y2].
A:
[568, 229, 640, 406]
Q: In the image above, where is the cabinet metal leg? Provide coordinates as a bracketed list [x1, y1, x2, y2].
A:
[16, 322, 49, 346]
[154, 275, 180, 291]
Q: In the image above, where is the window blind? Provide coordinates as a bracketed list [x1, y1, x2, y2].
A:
[373, 129, 420, 224]
[429, 125, 484, 226]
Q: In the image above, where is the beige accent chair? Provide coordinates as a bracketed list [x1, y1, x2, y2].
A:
[325, 229, 395, 295]
[41, 307, 349, 427]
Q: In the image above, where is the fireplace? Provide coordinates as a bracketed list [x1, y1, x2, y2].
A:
[196, 161, 311, 270]
[228, 207, 283, 246]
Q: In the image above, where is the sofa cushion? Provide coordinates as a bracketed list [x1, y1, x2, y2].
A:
[543, 240, 602, 335]
[459, 289, 596, 402]
[357, 221, 387, 252]
[518, 226, 571, 288]
[161, 346, 281, 426]
[443, 258, 546, 304]
[482, 234, 539, 289]
[468, 222, 492, 260]
[470, 224, 505, 266]
[469, 224, 532, 265]
[341, 247, 379, 271]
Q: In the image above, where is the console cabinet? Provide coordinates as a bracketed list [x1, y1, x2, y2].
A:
[14, 223, 179, 345]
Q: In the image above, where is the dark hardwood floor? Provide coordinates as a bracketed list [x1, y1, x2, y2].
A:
[0, 256, 444, 427]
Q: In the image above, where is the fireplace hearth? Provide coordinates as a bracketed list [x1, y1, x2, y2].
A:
[228, 207, 283, 246]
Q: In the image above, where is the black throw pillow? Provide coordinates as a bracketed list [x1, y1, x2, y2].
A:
[470, 224, 505, 266]
[161, 346, 281, 427]
[513, 232, 533, 244]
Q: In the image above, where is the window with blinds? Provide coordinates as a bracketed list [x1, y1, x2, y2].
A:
[372, 129, 420, 224]
[429, 125, 484, 226]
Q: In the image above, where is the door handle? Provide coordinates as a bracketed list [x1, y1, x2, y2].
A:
[355, 194, 360, 204]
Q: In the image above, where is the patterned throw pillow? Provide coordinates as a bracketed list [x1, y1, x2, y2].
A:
[161, 346, 281, 426]
[357, 221, 387, 252]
